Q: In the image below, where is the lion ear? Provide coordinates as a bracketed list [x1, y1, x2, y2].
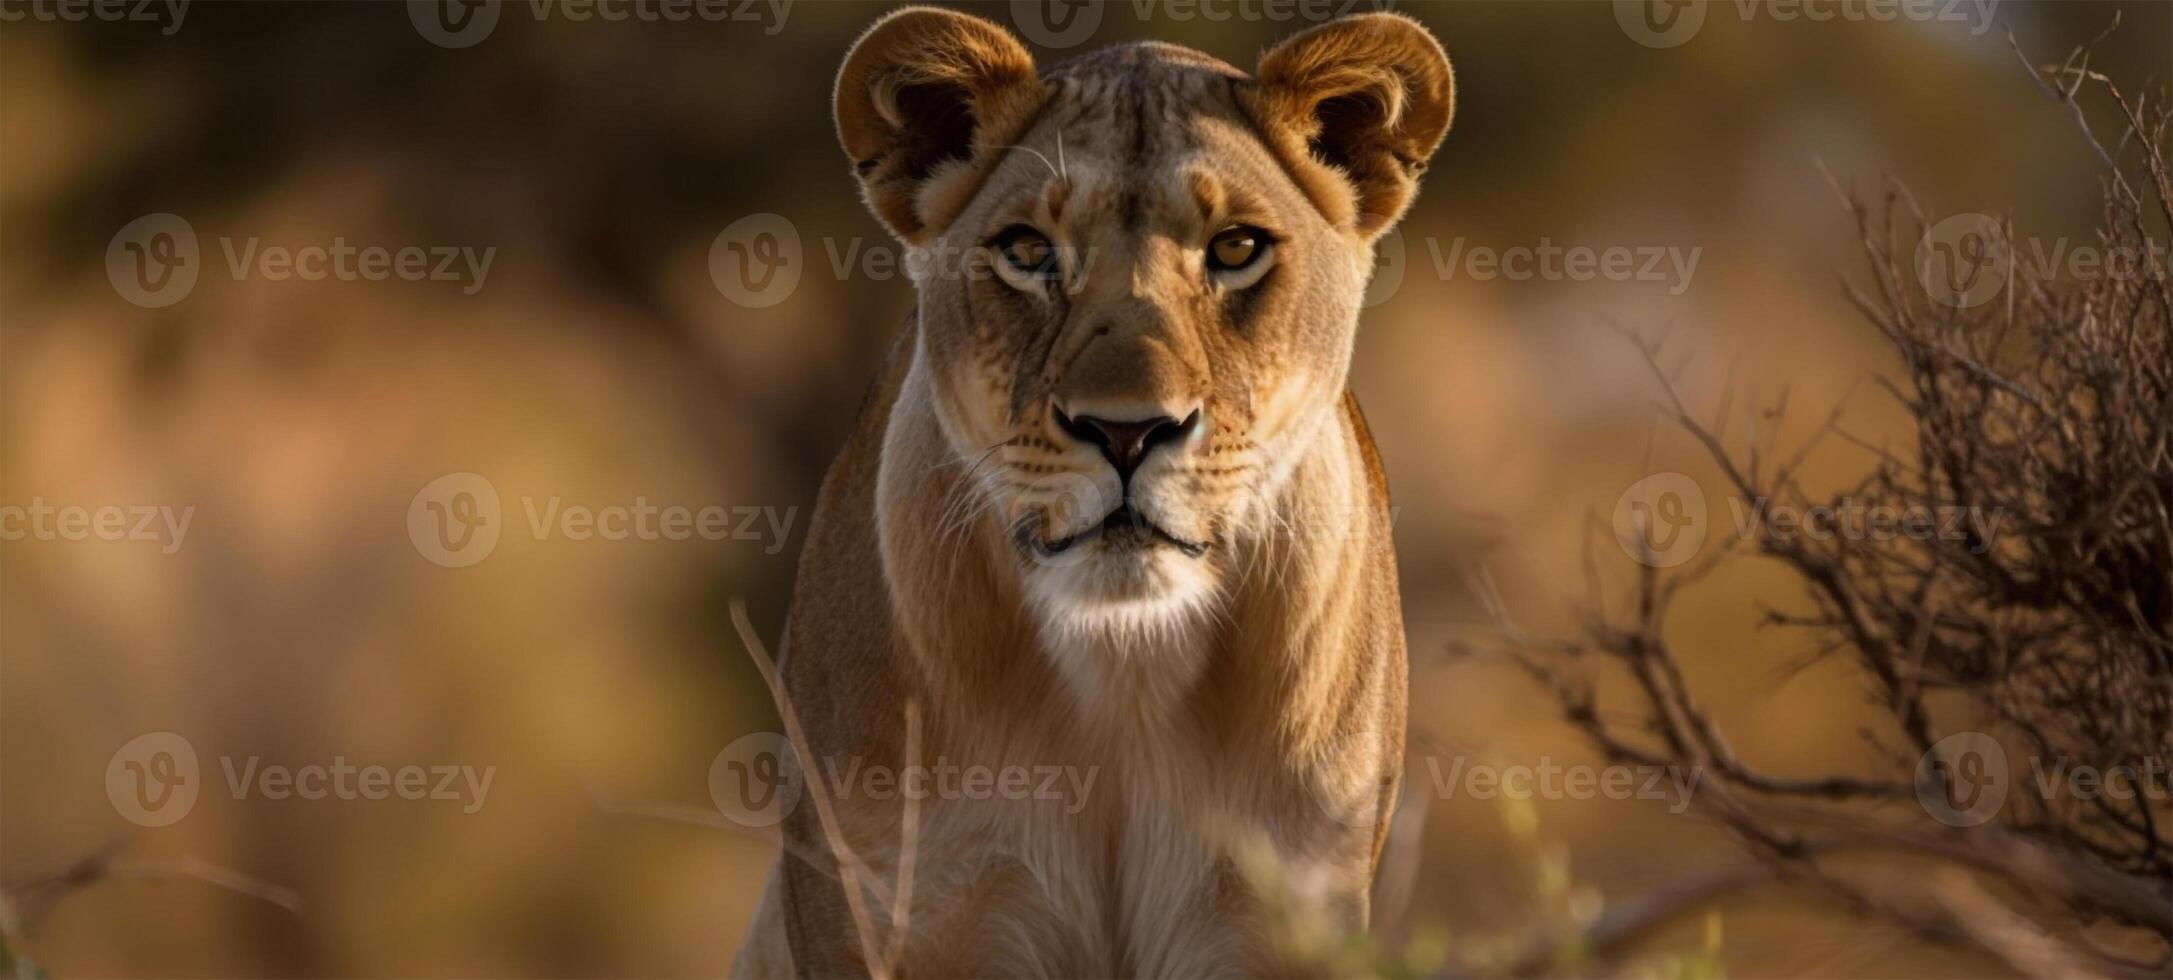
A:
[1248, 12, 1453, 239]
[834, 6, 1045, 243]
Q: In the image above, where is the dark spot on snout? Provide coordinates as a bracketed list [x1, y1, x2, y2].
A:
[1055, 408, 1200, 483]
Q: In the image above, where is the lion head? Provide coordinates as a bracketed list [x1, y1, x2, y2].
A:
[835, 7, 1451, 646]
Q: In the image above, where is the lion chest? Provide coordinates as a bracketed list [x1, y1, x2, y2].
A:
[866, 739, 1264, 977]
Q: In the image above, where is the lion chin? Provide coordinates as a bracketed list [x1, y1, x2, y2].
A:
[1020, 525, 1222, 650]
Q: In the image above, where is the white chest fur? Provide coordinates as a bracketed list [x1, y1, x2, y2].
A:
[878, 726, 1253, 977]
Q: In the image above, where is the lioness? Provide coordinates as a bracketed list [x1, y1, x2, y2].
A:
[735, 7, 1450, 976]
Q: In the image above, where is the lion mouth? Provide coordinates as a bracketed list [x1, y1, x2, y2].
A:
[1016, 506, 1210, 560]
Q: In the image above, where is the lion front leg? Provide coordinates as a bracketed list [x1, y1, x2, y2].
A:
[731, 860, 795, 979]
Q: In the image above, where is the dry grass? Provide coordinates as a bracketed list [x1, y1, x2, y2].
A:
[1498, 20, 2173, 979]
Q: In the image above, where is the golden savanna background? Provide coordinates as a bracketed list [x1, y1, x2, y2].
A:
[4, 0, 2169, 975]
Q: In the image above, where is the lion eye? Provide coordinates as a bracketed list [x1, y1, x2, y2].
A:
[1206, 226, 1274, 288]
[994, 226, 1059, 283]
[1208, 229, 1262, 269]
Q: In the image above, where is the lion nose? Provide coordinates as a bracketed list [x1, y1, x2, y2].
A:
[1055, 408, 1200, 482]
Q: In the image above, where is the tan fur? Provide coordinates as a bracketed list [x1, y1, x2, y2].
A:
[735, 9, 1451, 976]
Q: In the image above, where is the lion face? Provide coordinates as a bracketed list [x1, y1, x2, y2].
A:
[835, 11, 1452, 642]
[906, 46, 1378, 637]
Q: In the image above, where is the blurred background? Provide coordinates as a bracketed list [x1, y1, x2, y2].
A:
[4, 0, 2169, 975]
